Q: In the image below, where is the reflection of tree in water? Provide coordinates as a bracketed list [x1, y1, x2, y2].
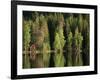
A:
[30, 30, 44, 68]
[23, 11, 90, 68]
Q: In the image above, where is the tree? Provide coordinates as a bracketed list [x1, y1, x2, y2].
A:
[23, 20, 31, 68]
[31, 12, 40, 44]
[43, 43, 51, 67]
[30, 14, 51, 68]
[78, 14, 83, 32]
[39, 14, 51, 67]
[53, 32, 65, 67]
[53, 14, 66, 67]
[23, 11, 90, 68]
[64, 19, 73, 66]
[82, 19, 90, 65]
[72, 28, 83, 66]
[66, 32, 73, 66]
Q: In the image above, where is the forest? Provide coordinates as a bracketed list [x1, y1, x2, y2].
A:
[23, 11, 90, 68]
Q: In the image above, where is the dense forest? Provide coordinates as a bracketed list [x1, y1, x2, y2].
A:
[23, 11, 90, 68]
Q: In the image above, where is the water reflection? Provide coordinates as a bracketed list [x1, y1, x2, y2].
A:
[23, 50, 66, 68]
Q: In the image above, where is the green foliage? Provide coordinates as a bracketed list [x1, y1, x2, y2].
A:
[54, 28, 66, 50]
[23, 20, 31, 68]
[72, 28, 83, 66]
[67, 32, 73, 66]
[78, 14, 83, 32]
[53, 32, 65, 67]
[43, 43, 51, 67]
[23, 20, 31, 50]
[23, 11, 90, 68]
[54, 52, 65, 67]
[54, 32, 61, 49]
[82, 18, 90, 65]
[68, 32, 73, 46]
[23, 54, 31, 68]
[53, 14, 66, 67]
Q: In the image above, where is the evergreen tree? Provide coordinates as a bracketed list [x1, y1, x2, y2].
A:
[66, 32, 73, 66]
[22, 11, 90, 68]
[53, 32, 65, 67]
[30, 14, 51, 68]
[47, 13, 58, 67]
[23, 20, 31, 68]
[53, 14, 66, 67]
[39, 14, 51, 67]
[72, 28, 83, 66]
[82, 19, 90, 65]
[78, 14, 83, 32]
[64, 19, 73, 66]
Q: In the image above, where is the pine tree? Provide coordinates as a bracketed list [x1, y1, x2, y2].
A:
[43, 43, 51, 67]
[78, 14, 83, 32]
[31, 12, 40, 43]
[72, 28, 83, 66]
[54, 32, 65, 67]
[39, 14, 51, 67]
[30, 14, 51, 68]
[66, 32, 73, 66]
[23, 11, 90, 68]
[82, 19, 90, 65]
[53, 14, 65, 67]
[23, 20, 31, 68]
[64, 19, 73, 66]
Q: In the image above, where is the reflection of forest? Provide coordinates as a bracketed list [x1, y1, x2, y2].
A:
[23, 11, 90, 68]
